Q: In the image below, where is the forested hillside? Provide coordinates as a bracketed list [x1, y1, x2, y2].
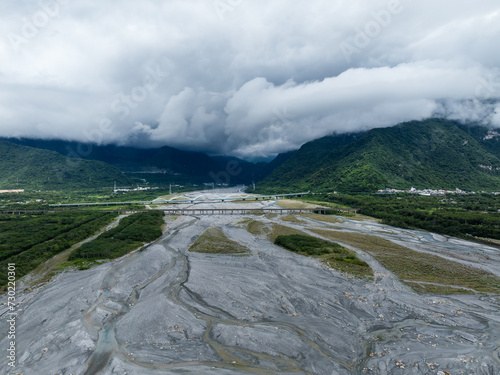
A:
[257, 119, 500, 193]
[0, 140, 132, 190]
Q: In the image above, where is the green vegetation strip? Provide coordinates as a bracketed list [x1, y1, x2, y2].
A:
[246, 220, 269, 236]
[67, 211, 164, 268]
[274, 234, 372, 278]
[268, 223, 304, 242]
[280, 215, 306, 224]
[314, 193, 500, 240]
[312, 229, 500, 294]
[405, 282, 475, 295]
[189, 227, 249, 255]
[0, 212, 118, 286]
[299, 213, 342, 224]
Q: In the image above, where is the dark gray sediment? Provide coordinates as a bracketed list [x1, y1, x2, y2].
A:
[1, 197, 499, 374]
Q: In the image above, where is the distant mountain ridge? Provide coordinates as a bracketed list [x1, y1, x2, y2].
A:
[0, 140, 131, 190]
[1, 138, 274, 186]
[5, 119, 500, 192]
[257, 119, 500, 193]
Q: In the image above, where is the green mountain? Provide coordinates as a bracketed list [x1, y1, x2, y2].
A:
[257, 119, 500, 193]
[458, 124, 500, 159]
[0, 140, 132, 190]
[2, 139, 272, 186]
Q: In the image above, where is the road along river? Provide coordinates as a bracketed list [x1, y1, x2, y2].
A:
[1, 198, 499, 374]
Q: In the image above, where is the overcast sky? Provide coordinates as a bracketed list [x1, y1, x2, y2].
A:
[1, 0, 499, 158]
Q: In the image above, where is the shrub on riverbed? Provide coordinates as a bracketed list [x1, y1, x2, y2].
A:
[312, 229, 500, 294]
[189, 227, 249, 255]
[274, 234, 372, 278]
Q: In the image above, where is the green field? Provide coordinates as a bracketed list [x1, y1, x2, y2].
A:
[294, 193, 500, 242]
[0, 211, 118, 286]
[68, 211, 164, 266]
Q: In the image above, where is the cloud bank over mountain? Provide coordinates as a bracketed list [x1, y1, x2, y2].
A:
[1, 0, 499, 157]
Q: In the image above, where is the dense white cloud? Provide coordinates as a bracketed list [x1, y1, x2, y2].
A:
[0, 0, 499, 157]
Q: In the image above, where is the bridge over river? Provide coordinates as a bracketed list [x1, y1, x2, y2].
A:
[0, 208, 350, 215]
[49, 191, 311, 207]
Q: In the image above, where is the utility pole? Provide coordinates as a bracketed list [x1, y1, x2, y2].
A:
[169, 183, 172, 195]
[114, 180, 117, 194]
[252, 181, 255, 191]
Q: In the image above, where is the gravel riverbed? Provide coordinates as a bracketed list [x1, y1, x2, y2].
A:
[1, 197, 499, 374]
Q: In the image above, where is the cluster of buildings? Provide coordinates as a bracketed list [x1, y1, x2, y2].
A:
[377, 187, 470, 196]
[113, 186, 158, 193]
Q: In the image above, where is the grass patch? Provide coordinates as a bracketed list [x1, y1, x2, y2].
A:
[276, 199, 326, 209]
[475, 237, 500, 248]
[266, 213, 278, 219]
[55, 258, 105, 271]
[296, 199, 373, 220]
[246, 220, 270, 236]
[302, 199, 352, 210]
[300, 213, 342, 224]
[343, 214, 376, 221]
[405, 282, 476, 295]
[280, 215, 306, 224]
[246, 209, 265, 216]
[274, 234, 372, 278]
[237, 217, 253, 226]
[312, 229, 500, 294]
[268, 223, 305, 242]
[294, 199, 364, 217]
[189, 227, 250, 255]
